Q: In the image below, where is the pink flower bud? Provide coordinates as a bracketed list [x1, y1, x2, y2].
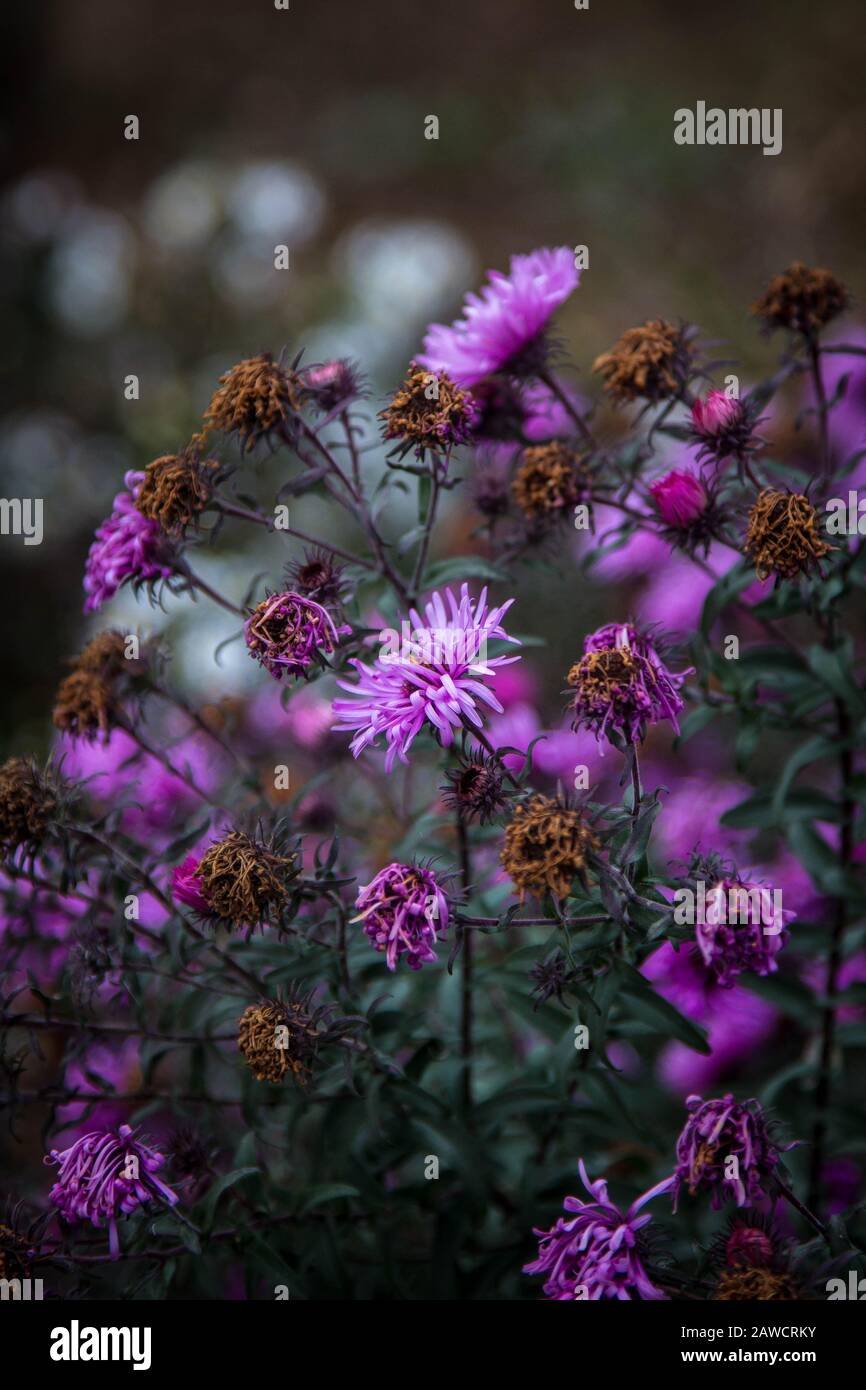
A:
[649, 469, 708, 527]
[691, 389, 743, 438]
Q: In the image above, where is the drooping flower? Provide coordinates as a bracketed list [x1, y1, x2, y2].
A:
[379, 363, 480, 459]
[244, 590, 350, 680]
[696, 877, 794, 987]
[332, 585, 521, 771]
[524, 1161, 674, 1300]
[567, 622, 691, 747]
[673, 1094, 789, 1210]
[45, 1123, 178, 1260]
[352, 861, 449, 971]
[593, 319, 692, 404]
[417, 247, 579, 387]
[745, 488, 833, 581]
[752, 262, 849, 336]
[83, 471, 177, 613]
[500, 794, 599, 901]
[649, 469, 708, 527]
[171, 854, 213, 914]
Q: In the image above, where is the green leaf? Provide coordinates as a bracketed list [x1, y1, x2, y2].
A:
[201, 1167, 259, 1231]
[421, 555, 507, 587]
[300, 1183, 360, 1214]
[612, 961, 711, 1054]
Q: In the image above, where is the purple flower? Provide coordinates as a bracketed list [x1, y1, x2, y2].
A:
[649, 469, 708, 527]
[673, 1094, 788, 1210]
[171, 854, 212, 913]
[568, 621, 692, 747]
[83, 471, 176, 613]
[352, 861, 449, 970]
[46, 1122, 179, 1259]
[245, 590, 350, 680]
[696, 877, 794, 987]
[332, 584, 521, 771]
[417, 247, 579, 387]
[302, 358, 362, 412]
[691, 390, 743, 438]
[524, 1161, 673, 1300]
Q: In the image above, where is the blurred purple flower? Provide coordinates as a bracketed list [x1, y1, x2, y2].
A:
[696, 876, 794, 987]
[83, 471, 176, 613]
[352, 861, 449, 971]
[649, 469, 708, 527]
[673, 1093, 788, 1210]
[171, 854, 212, 913]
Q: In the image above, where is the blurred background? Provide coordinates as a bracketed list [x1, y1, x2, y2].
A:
[2, 0, 866, 751]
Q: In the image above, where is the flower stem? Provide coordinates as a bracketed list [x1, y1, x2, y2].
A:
[456, 806, 474, 1110]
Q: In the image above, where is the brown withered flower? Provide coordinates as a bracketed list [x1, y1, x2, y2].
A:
[200, 352, 305, 452]
[745, 488, 833, 581]
[713, 1267, 802, 1301]
[73, 629, 140, 678]
[52, 670, 118, 742]
[379, 363, 480, 459]
[196, 829, 296, 929]
[134, 450, 221, 535]
[441, 751, 508, 825]
[500, 795, 599, 901]
[237, 985, 364, 1086]
[0, 757, 59, 857]
[594, 319, 692, 404]
[511, 441, 590, 520]
[752, 262, 849, 336]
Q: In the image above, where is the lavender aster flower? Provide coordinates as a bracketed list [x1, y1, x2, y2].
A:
[673, 1094, 789, 1210]
[524, 1161, 674, 1300]
[567, 622, 692, 747]
[352, 861, 449, 970]
[332, 584, 521, 771]
[245, 590, 350, 680]
[83, 471, 176, 613]
[417, 247, 579, 387]
[46, 1123, 178, 1259]
[697, 877, 794, 987]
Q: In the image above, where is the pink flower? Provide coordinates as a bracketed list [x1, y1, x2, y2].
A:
[691, 390, 743, 438]
[171, 854, 211, 913]
[649, 469, 708, 527]
[352, 861, 450, 971]
[83, 471, 176, 612]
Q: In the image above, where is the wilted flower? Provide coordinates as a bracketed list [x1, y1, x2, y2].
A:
[594, 319, 692, 404]
[284, 549, 347, 605]
[512, 441, 590, 520]
[524, 1161, 674, 1300]
[441, 750, 508, 824]
[245, 589, 349, 681]
[83, 471, 177, 613]
[568, 622, 691, 746]
[752, 262, 849, 336]
[134, 449, 221, 535]
[500, 794, 599, 901]
[418, 247, 579, 387]
[0, 757, 60, 858]
[673, 1094, 788, 1209]
[649, 469, 708, 527]
[237, 985, 360, 1085]
[713, 1267, 801, 1300]
[379, 363, 480, 459]
[52, 670, 119, 742]
[332, 584, 521, 771]
[745, 489, 833, 581]
[352, 861, 450, 971]
[46, 1123, 179, 1260]
[193, 830, 297, 930]
[200, 352, 305, 452]
[696, 877, 794, 987]
[302, 358, 363, 412]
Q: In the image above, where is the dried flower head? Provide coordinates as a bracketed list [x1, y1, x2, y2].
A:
[379, 363, 480, 459]
[194, 830, 297, 930]
[752, 262, 849, 336]
[500, 795, 599, 901]
[745, 488, 832, 581]
[134, 450, 221, 535]
[511, 441, 589, 520]
[0, 757, 60, 858]
[352, 861, 450, 971]
[441, 750, 507, 824]
[73, 630, 133, 677]
[0, 1200, 50, 1282]
[284, 549, 347, 605]
[52, 669, 118, 742]
[245, 589, 349, 680]
[238, 993, 319, 1086]
[713, 1267, 802, 1301]
[594, 320, 692, 404]
[201, 352, 304, 452]
[568, 622, 691, 747]
[673, 1093, 790, 1210]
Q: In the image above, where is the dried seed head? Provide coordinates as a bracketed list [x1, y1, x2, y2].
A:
[594, 319, 692, 404]
[379, 363, 479, 458]
[752, 262, 849, 336]
[237, 997, 318, 1085]
[284, 548, 347, 605]
[52, 670, 118, 742]
[441, 753, 507, 824]
[0, 757, 59, 856]
[200, 353, 304, 452]
[196, 830, 295, 928]
[745, 488, 832, 581]
[713, 1267, 802, 1301]
[500, 795, 599, 901]
[511, 442, 589, 519]
[134, 450, 220, 534]
[73, 630, 137, 678]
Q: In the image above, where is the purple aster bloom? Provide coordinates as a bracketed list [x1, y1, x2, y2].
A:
[332, 584, 521, 771]
[245, 590, 351, 680]
[696, 876, 794, 987]
[673, 1094, 790, 1210]
[171, 853, 212, 913]
[352, 861, 449, 970]
[46, 1122, 178, 1259]
[417, 247, 580, 387]
[524, 1161, 674, 1300]
[568, 621, 692, 747]
[83, 471, 176, 613]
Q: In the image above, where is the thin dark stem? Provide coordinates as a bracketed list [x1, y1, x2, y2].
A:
[807, 333, 831, 481]
[776, 1178, 828, 1241]
[215, 498, 373, 570]
[180, 564, 245, 617]
[456, 807, 473, 1110]
[539, 369, 596, 451]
